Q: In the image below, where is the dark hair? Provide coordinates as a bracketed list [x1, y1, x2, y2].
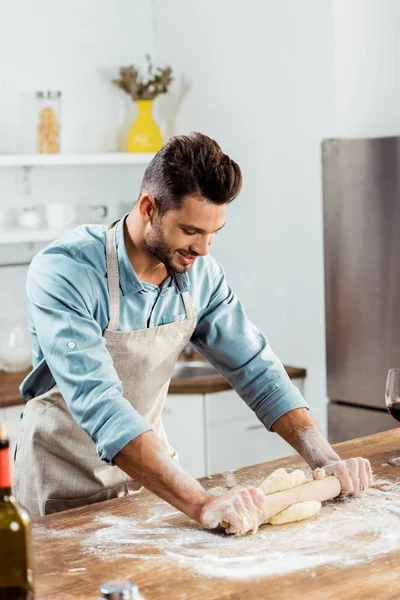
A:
[138, 132, 242, 214]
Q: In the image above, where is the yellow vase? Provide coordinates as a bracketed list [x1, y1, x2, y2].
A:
[126, 100, 163, 153]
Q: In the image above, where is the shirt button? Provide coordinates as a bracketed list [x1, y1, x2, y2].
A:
[67, 341, 76, 349]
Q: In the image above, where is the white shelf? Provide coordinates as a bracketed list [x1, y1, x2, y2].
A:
[0, 153, 155, 167]
[0, 227, 73, 245]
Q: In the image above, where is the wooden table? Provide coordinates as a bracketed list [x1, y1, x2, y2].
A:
[31, 430, 400, 599]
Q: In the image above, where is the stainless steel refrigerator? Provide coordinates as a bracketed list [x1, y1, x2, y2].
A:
[322, 136, 400, 443]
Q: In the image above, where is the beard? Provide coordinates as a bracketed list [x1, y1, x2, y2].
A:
[145, 219, 197, 274]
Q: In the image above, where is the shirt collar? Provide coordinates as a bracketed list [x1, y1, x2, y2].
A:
[115, 215, 191, 296]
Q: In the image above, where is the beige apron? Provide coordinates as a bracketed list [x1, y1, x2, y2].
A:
[14, 221, 197, 517]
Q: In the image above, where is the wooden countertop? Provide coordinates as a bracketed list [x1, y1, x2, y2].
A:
[0, 358, 307, 407]
[31, 429, 400, 600]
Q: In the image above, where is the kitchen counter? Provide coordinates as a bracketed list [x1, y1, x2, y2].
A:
[0, 355, 307, 407]
[168, 351, 306, 394]
[0, 368, 31, 408]
[31, 429, 400, 600]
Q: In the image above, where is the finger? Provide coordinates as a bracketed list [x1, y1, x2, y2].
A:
[242, 488, 262, 517]
[330, 462, 353, 494]
[240, 488, 260, 532]
[232, 496, 252, 533]
[237, 492, 259, 533]
[313, 467, 326, 480]
[221, 506, 239, 535]
[365, 459, 374, 486]
[358, 458, 369, 492]
[222, 504, 245, 535]
[246, 486, 265, 533]
[247, 486, 268, 524]
[348, 458, 360, 495]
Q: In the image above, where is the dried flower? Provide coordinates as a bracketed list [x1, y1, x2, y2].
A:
[113, 54, 173, 101]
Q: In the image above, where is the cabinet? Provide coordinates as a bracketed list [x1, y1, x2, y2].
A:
[164, 378, 305, 478]
[205, 389, 297, 475]
[162, 394, 206, 478]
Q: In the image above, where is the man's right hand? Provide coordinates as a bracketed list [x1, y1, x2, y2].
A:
[199, 486, 269, 535]
[114, 431, 269, 535]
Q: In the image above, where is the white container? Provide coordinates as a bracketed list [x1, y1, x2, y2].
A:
[17, 207, 41, 229]
[45, 203, 76, 229]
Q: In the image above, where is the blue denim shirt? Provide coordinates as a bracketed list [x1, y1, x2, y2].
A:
[21, 215, 308, 464]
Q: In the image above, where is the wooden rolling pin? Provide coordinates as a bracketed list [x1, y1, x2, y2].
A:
[220, 476, 341, 530]
[262, 475, 341, 522]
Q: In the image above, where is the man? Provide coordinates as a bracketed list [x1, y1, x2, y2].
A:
[14, 133, 372, 533]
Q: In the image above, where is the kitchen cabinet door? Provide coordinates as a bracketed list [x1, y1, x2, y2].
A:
[207, 418, 295, 475]
[205, 390, 295, 475]
[163, 394, 206, 478]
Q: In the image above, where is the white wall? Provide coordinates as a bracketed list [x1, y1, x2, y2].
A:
[0, 0, 154, 319]
[154, 0, 336, 433]
[0, 0, 155, 153]
[335, 0, 400, 138]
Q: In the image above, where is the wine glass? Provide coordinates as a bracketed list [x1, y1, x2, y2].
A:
[385, 368, 400, 466]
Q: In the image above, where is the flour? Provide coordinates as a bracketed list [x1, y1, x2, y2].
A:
[66, 477, 400, 580]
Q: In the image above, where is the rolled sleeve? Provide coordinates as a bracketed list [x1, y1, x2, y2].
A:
[25, 249, 151, 464]
[192, 257, 309, 428]
[256, 383, 308, 431]
[96, 408, 151, 465]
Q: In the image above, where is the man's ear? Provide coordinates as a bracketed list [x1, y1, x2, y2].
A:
[138, 194, 157, 224]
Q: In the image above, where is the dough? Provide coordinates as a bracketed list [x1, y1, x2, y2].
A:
[268, 501, 322, 525]
[259, 468, 321, 526]
[209, 468, 322, 533]
[259, 468, 307, 495]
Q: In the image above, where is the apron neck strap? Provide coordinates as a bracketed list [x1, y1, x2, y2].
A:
[106, 222, 121, 331]
[181, 290, 195, 320]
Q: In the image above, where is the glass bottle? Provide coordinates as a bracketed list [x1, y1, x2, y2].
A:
[0, 422, 34, 599]
[36, 90, 62, 154]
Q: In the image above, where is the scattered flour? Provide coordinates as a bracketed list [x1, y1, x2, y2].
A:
[36, 478, 400, 581]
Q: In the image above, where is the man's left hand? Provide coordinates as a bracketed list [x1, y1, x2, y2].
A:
[313, 457, 373, 495]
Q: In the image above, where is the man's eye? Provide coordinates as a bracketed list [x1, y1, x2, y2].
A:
[183, 229, 196, 235]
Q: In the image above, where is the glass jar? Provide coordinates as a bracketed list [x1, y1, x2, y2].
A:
[36, 90, 62, 154]
[0, 318, 32, 373]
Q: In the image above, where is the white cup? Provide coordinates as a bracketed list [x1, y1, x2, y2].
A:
[45, 203, 76, 229]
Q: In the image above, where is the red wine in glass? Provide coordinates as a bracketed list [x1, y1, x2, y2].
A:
[385, 368, 400, 466]
[388, 403, 400, 423]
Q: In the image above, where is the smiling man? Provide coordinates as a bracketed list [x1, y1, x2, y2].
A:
[14, 132, 372, 531]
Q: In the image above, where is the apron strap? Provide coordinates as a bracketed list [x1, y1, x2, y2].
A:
[181, 290, 195, 321]
[106, 223, 121, 331]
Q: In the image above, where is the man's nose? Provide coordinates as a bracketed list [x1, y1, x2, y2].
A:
[191, 234, 213, 256]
